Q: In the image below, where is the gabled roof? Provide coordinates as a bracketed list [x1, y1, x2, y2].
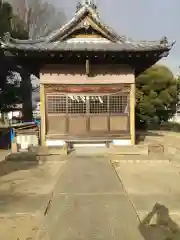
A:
[46, 3, 121, 43]
[0, 3, 175, 53]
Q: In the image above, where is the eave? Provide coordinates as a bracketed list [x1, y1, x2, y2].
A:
[0, 40, 174, 54]
[0, 45, 171, 77]
[0, 2, 175, 77]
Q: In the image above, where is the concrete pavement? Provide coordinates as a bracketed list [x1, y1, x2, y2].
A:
[42, 155, 144, 240]
[1, 145, 180, 239]
[114, 161, 180, 240]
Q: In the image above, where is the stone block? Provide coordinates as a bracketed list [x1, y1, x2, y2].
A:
[148, 143, 164, 154]
[5, 152, 38, 162]
[29, 145, 68, 157]
[11, 141, 18, 153]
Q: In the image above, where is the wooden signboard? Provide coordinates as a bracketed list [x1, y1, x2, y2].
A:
[44, 84, 130, 94]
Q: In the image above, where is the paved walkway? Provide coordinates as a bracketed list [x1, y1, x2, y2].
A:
[43, 155, 143, 240]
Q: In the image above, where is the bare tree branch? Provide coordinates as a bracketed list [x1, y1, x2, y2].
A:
[7, 0, 66, 39]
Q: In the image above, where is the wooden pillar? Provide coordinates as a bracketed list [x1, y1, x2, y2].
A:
[130, 83, 135, 145]
[21, 71, 33, 122]
[40, 84, 46, 146]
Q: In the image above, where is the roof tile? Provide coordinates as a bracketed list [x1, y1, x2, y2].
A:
[1, 41, 173, 52]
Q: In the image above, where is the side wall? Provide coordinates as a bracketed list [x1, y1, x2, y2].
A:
[40, 64, 135, 146]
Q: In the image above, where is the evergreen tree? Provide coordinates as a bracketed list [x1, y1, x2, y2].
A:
[136, 65, 180, 129]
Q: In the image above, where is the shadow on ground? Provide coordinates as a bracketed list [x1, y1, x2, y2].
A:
[139, 203, 180, 240]
[0, 153, 38, 177]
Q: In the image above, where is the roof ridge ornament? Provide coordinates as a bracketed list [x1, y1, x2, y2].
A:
[160, 36, 168, 45]
[82, 0, 96, 6]
[76, 0, 97, 12]
[159, 36, 176, 48]
[3, 32, 11, 43]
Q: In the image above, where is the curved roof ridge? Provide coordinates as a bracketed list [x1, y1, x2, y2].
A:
[0, 32, 46, 45]
[45, 4, 100, 42]
[121, 36, 175, 48]
[9, 37, 45, 44]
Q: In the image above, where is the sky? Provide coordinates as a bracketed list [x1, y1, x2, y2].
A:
[49, 0, 180, 75]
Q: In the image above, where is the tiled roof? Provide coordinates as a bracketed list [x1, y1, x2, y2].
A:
[0, 40, 174, 52]
[0, 3, 175, 53]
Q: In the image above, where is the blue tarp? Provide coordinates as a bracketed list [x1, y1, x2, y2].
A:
[10, 128, 15, 142]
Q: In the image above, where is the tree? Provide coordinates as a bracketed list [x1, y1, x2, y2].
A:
[0, 61, 21, 112]
[11, 14, 28, 39]
[0, 1, 27, 37]
[7, 0, 66, 39]
[0, 1, 25, 114]
[135, 65, 180, 129]
[5, 0, 66, 121]
[0, 1, 12, 36]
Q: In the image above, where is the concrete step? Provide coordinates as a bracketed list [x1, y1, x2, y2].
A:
[109, 145, 149, 156]
[74, 146, 109, 157]
[73, 145, 149, 157]
[69, 144, 171, 158]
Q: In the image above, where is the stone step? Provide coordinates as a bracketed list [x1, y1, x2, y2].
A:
[66, 144, 172, 158]
[74, 146, 109, 157]
[73, 145, 150, 157]
[109, 145, 149, 156]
